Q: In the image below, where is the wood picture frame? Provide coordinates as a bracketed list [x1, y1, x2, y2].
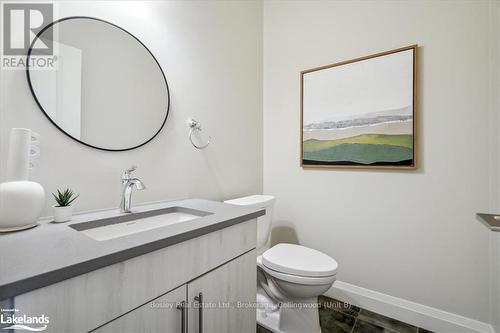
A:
[300, 45, 418, 170]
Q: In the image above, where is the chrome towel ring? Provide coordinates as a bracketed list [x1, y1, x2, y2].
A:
[187, 119, 211, 150]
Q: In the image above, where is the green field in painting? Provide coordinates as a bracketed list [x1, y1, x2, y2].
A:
[303, 134, 413, 164]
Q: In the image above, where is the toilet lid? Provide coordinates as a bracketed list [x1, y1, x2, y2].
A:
[262, 243, 338, 277]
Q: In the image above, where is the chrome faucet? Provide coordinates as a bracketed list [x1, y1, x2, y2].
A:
[120, 166, 146, 213]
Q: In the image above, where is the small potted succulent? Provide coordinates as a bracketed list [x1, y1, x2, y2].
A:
[52, 188, 79, 223]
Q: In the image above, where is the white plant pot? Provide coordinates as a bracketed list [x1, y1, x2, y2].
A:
[53, 205, 73, 223]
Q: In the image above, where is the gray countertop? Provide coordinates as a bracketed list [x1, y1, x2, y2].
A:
[0, 199, 264, 300]
[477, 213, 500, 231]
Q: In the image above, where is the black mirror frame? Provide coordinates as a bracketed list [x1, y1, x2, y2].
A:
[26, 16, 170, 152]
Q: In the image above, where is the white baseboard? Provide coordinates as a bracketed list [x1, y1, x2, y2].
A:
[325, 281, 495, 333]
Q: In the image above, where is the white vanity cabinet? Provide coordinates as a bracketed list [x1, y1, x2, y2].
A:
[187, 250, 256, 333]
[94, 285, 187, 333]
[94, 250, 256, 333]
[10, 219, 257, 333]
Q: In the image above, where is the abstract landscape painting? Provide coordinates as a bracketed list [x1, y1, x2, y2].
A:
[301, 45, 417, 169]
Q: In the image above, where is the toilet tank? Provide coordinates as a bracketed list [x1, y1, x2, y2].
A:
[224, 195, 275, 250]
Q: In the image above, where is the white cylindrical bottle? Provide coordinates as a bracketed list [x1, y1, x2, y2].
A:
[6, 128, 40, 181]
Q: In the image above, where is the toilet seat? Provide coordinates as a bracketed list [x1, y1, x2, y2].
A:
[258, 256, 336, 285]
[262, 243, 338, 277]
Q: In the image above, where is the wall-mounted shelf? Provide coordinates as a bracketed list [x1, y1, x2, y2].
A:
[476, 213, 500, 232]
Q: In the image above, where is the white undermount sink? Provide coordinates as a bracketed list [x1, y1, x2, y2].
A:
[70, 207, 212, 241]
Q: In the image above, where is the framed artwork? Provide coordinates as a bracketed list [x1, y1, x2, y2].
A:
[300, 45, 418, 169]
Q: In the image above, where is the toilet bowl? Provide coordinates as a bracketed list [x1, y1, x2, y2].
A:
[224, 195, 338, 333]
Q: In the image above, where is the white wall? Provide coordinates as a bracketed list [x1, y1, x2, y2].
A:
[492, 2, 500, 331]
[0, 0, 263, 215]
[492, 231, 500, 333]
[263, 0, 498, 324]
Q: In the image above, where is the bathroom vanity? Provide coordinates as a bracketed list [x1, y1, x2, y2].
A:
[0, 199, 263, 333]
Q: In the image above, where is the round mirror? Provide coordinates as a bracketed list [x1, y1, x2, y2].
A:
[27, 17, 170, 151]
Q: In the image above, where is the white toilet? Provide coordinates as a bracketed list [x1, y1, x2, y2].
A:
[224, 195, 338, 333]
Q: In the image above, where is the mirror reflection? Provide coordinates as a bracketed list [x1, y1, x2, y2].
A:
[27, 17, 170, 151]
